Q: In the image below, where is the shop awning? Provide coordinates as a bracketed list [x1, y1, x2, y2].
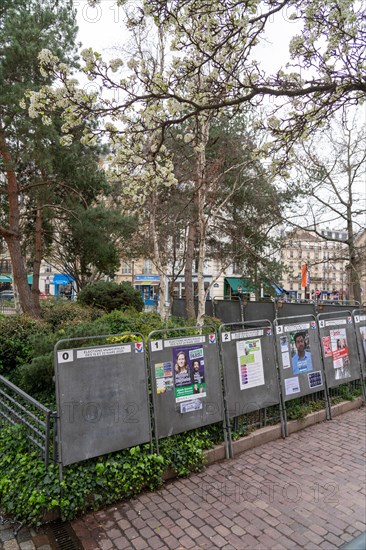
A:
[0, 274, 12, 283]
[225, 277, 255, 293]
[134, 275, 160, 286]
[51, 274, 74, 285]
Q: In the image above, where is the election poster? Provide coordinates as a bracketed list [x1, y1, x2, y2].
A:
[172, 345, 206, 403]
[236, 338, 265, 390]
[329, 328, 351, 380]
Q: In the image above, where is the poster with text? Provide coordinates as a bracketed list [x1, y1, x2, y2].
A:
[155, 362, 174, 394]
[236, 338, 265, 390]
[173, 345, 206, 403]
[330, 328, 351, 380]
[322, 336, 332, 358]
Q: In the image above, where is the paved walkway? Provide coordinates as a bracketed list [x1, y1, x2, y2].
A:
[0, 523, 52, 550]
[1, 407, 365, 549]
[72, 407, 366, 549]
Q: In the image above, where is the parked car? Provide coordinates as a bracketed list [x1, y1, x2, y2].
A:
[0, 290, 14, 301]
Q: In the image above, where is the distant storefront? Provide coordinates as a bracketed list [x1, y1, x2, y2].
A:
[134, 275, 160, 307]
[50, 274, 75, 300]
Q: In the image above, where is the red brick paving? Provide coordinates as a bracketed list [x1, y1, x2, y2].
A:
[71, 407, 366, 549]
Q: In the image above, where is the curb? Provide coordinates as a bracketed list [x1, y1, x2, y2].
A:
[203, 397, 364, 465]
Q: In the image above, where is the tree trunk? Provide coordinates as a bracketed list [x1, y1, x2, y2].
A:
[346, 142, 362, 304]
[150, 189, 169, 320]
[0, 126, 40, 318]
[31, 197, 42, 315]
[7, 235, 40, 317]
[347, 215, 361, 303]
[184, 220, 196, 319]
[196, 117, 210, 325]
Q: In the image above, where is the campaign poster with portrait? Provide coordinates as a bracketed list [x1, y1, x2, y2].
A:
[172, 345, 206, 403]
[236, 338, 265, 390]
[330, 328, 351, 380]
[290, 330, 313, 375]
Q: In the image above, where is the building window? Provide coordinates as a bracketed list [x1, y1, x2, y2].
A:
[121, 261, 132, 274]
[0, 259, 12, 273]
[44, 263, 52, 273]
[142, 259, 153, 274]
[45, 283, 50, 294]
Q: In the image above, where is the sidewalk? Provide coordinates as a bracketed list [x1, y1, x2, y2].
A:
[1, 407, 365, 549]
[71, 407, 366, 549]
[0, 523, 52, 550]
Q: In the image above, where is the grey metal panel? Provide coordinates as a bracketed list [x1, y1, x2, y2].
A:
[352, 309, 366, 376]
[171, 299, 187, 318]
[213, 300, 242, 323]
[243, 302, 276, 323]
[55, 337, 151, 466]
[220, 322, 280, 418]
[318, 304, 359, 315]
[274, 315, 326, 402]
[171, 299, 213, 318]
[205, 301, 214, 317]
[148, 332, 224, 439]
[318, 311, 363, 388]
[276, 303, 316, 318]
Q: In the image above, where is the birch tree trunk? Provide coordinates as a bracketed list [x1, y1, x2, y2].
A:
[184, 220, 196, 319]
[150, 188, 169, 320]
[196, 117, 210, 325]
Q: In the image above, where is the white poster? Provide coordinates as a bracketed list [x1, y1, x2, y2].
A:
[285, 377, 301, 396]
[236, 339, 265, 390]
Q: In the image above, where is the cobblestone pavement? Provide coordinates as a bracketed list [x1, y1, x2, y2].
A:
[71, 407, 366, 550]
[0, 522, 52, 550]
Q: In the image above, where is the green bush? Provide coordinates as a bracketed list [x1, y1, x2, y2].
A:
[0, 316, 46, 377]
[40, 300, 101, 330]
[77, 281, 144, 313]
[16, 319, 113, 398]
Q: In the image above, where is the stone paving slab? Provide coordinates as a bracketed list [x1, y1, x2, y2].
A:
[0, 522, 53, 550]
[71, 407, 366, 549]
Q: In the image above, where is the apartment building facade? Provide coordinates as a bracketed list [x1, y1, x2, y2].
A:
[280, 228, 349, 301]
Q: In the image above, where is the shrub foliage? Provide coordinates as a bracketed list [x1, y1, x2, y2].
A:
[77, 281, 144, 313]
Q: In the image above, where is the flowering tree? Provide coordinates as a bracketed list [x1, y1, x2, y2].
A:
[0, 0, 78, 316]
[27, 0, 365, 318]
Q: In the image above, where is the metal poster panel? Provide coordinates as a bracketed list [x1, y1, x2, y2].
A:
[148, 330, 224, 439]
[276, 302, 316, 319]
[55, 335, 151, 467]
[318, 312, 363, 389]
[352, 310, 366, 376]
[317, 302, 360, 315]
[171, 299, 213, 318]
[220, 321, 281, 418]
[274, 315, 327, 402]
[243, 302, 276, 323]
[213, 299, 243, 323]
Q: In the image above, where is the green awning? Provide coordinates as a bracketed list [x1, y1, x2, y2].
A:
[225, 277, 255, 293]
[0, 274, 12, 283]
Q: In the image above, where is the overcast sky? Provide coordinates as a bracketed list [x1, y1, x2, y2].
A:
[74, 0, 300, 73]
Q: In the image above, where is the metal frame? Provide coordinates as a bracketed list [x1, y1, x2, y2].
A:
[147, 325, 229, 458]
[54, 332, 153, 477]
[0, 375, 54, 467]
[218, 319, 285, 457]
[273, 314, 330, 435]
[317, 310, 365, 407]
